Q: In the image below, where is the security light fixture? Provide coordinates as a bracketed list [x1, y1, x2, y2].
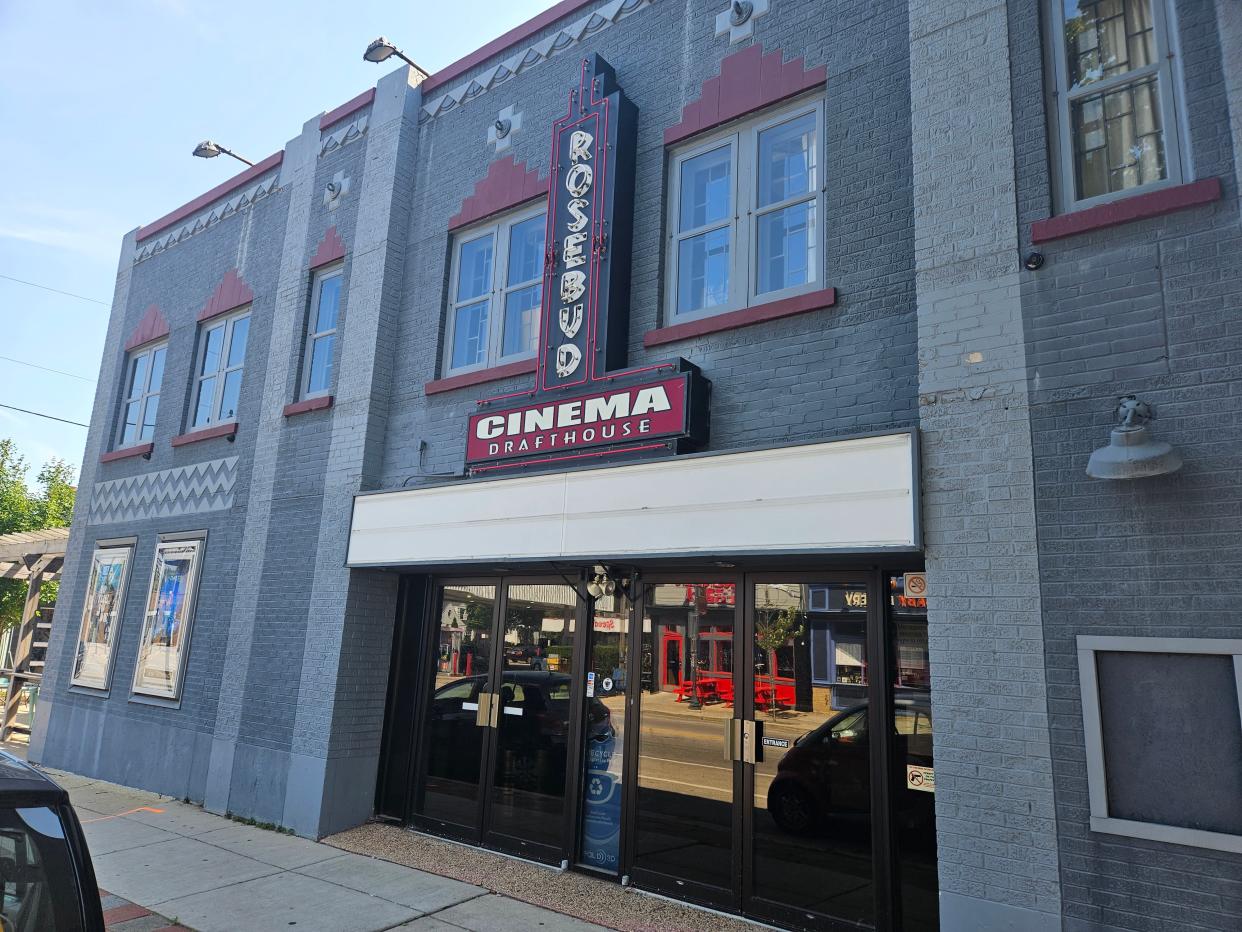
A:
[192, 141, 254, 167]
[1086, 395, 1182, 480]
[730, 1, 754, 26]
[1024, 252, 1045, 271]
[363, 36, 428, 76]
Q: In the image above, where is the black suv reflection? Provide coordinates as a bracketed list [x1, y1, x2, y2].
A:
[766, 700, 934, 836]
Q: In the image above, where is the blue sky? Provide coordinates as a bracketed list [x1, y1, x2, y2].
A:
[0, 0, 550, 485]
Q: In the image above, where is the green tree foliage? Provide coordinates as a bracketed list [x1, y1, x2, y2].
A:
[754, 602, 805, 717]
[0, 440, 77, 630]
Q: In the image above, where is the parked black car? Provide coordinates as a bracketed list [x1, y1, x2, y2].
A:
[766, 700, 935, 836]
[0, 750, 103, 931]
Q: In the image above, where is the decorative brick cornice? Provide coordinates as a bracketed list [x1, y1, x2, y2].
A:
[1030, 177, 1223, 244]
[320, 88, 374, 131]
[664, 43, 827, 146]
[644, 287, 837, 347]
[449, 156, 548, 231]
[310, 226, 347, 269]
[124, 305, 170, 352]
[199, 269, 254, 323]
[283, 395, 334, 417]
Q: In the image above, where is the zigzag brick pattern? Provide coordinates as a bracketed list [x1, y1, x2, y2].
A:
[88, 457, 239, 526]
[449, 156, 549, 230]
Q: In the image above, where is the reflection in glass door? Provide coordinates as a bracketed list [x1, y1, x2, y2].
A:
[416, 583, 497, 835]
[631, 582, 738, 905]
[485, 583, 578, 856]
[748, 581, 875, 927]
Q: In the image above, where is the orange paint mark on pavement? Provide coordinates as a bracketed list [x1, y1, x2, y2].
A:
[81, 806, 165, 823]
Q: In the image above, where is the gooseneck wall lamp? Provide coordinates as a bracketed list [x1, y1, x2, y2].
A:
[363, 37, 429, 77]
[1086, 396, 1183, 480]
[191, 141, 254, 167]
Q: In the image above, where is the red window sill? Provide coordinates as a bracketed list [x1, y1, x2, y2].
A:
[425, 357, 537, 396]
[1030, 178, 1222, 244]
[100, 442, 153, 464]
[644, 287, 837, 348]
[171, 421, 238, 447]
[283, 395, 334, 417]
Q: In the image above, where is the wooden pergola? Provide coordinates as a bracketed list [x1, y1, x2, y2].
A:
[0, 528, 69, 741]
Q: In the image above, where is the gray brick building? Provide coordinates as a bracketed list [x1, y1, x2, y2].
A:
[31, 1, 1242, 930]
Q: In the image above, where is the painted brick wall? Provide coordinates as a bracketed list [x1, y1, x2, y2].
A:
[1012, 0, 1242, 929]
[375, 0, 918, 490]
[910, 1, 1062, 930]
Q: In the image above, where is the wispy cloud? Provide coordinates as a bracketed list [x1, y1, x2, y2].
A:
[0, 204, 123, 264]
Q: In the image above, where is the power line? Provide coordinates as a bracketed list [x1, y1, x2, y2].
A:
[0, 355, 95, 384]
[0, 273, 109, 307]
[0, 403, 88, 428]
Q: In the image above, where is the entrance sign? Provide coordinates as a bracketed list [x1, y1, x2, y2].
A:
[466, 54, 709, 475]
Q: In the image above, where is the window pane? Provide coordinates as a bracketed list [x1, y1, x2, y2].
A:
[1072, 76, 1166, 199]
[507, 217, 545, 286]
[451, 300, 490, 369]
[676, 228, 731, 315]
[219, 369, 243, 421]
[307, 334, 334, 394]
[457, 234, 494, 301]
[201, 325, 225, 376]
[72, 549, 130, 689]
[140, 396, 159, 441]
[134, 542, 200, 698]
[126, 353, 148, 402]
[315, 275, 342, 333]
[1064, 0, 1155, 89]
[757, 112, 817, 207]
[502, 284, 541, 358]
[679, 146, 732, 232]
[226, 316, 250, 368]
[757, 200, 816, 295]
[193, 376, 216, 427]
[121, 401, 140, 445]
[148, 347, 166, 393]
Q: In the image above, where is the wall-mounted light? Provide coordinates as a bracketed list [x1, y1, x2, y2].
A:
[192, 140, 254, 167]
[1086, 396, 1182, 480]
[587, 565, 633, 600]
[730, 0, 754, 25]
[1024, 252, 1045, 271]
[363, 36, 429, 77]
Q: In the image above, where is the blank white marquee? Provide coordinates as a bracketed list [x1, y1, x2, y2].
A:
[347, 432, 918, 566]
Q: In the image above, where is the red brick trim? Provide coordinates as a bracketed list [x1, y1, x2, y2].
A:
[422, 0, 599, 94]
[425, 357, 537, 395]
[101, 443, 153, 464]
[320, 88, 374, 130]
[124, 305, 170, 352]
[644, 287, 837, 348]
[171, 421, 238, 447]
[283, 395, 334, 417]
[310, 226, 347, 269]
[137, 152, 284, 242]
[198, 268, 254, 322]
[664, 44, 827, 147]
[450, 156, 548, 231]
[1031, 178, 1223, 244]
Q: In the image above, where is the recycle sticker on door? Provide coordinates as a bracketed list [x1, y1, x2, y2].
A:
[906, 765, 935, 793]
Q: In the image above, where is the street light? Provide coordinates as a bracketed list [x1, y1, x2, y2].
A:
[192, 141, 254, 167]
[363, 36, 428, 76]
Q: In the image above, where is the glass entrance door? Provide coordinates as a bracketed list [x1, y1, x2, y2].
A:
[411, 579, 578, 864]
[745, 580, 876, 928]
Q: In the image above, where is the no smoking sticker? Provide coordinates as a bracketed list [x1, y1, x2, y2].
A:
[904, 573, 927, 597]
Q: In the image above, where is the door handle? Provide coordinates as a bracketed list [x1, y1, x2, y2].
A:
[723, 719, 743, 762]
[475, 693, 493, 728]
[741, 719, 758, 765]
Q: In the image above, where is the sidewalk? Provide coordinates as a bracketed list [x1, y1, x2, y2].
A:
[30, 760, 607, 932]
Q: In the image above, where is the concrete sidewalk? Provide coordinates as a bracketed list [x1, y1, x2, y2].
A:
[36, 764, 606, 932]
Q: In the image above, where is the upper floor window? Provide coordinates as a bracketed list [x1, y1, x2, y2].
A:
[445, 204, 545, 375]
[118, 343, 166, 447]
[1050, 0, 1184, 207]
[667, 97, 824, 322]
[192, 309, 249, 429]
[303, 267, 342, 397]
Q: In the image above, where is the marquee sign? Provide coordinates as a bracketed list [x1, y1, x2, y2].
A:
[467, 55, 709, 474]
